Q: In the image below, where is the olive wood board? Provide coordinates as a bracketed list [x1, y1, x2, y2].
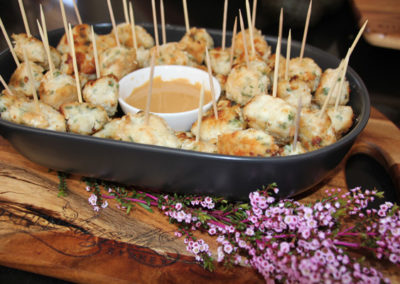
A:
[351, 0, 400, 50]
[0, 107, 399, 284]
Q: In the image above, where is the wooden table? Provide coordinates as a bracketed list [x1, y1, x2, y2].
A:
[0, 108, 399, 283]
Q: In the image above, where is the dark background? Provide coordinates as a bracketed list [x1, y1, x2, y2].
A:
[0, 0, 399, 282]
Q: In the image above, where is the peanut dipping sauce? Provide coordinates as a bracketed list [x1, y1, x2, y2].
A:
[125, 76, 213, 113]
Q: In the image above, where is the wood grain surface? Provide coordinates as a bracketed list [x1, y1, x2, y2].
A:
[0, 108, 399, 283]
[351, 0, 400, 50]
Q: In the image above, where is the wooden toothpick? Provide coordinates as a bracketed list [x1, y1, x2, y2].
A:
[91, 26, 100, 79]
[18, 0, 31, 37]
[182, 0, 190, 33]
[72, 0, 82, 24]
[319, 60, 344, 118]
[252, 0, 258, 29]
[221, 0, 228, 51]
[107, 0, 120, 48]
[0, 17, 20, 67]
[245, 0, 255, 56]
[59, 0, 70, 50]
[129, 2, 138, 52]
[292, 95, 302, 152]
[68, 23, 82, 103]
[37, 20, 54, 76]
[205, 47, 218, 120]
[0, 75, 15, 97]
[285, 29, 291, 81]
[122, 0, 129, 24]
[151, 0, 159, 54]
[239, 10, 249, 68]
[229, 16, 237, 69]
[22, 47, 39, 110]
[160, 0, 167, 45]
[196, 81, 205, 143]
[272, 8, 283, 98]
[145, 50, 156, 125]
[299, 0, 312, 60]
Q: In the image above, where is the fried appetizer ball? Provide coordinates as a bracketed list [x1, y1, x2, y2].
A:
[8, 62, 44, 98]
[12, 33, 61, 70]
[243, 95, 296, 144]
[95, 33, 118, 55]
[217, 128, 279, 157]
[178, 27, 214, 64]
[60, 102, 109, 135]
[151, 42, 195, 66]
[226, 63, 269, 105]
[314, 68, 350, 107]
[209, 47, 231, 76]
[99, 46, 137, 80]
[288, 57, 322, 93]
[82, 75, 119, 117]
[94, 112, 180, 148]
[215, 74, 227, 91]
[178, 132, 218, 153]
[57, 24, 92, 54]
[277, 79, 312, 108]
[299, 108, 336, 151]
[39, 70, 78, 109]
[6, 99, 66, 131]
[281, 142, 307, 156]
[0, 91, 18, 120]
[59, 50, 95, 76]
[234, 29, 271, 61]
[265, 53, 287, 84]
[115, 23, 155, 49]
[327, 106, 354, 137]
[191, 99, 245, 143]
[136, 46, 151, 68]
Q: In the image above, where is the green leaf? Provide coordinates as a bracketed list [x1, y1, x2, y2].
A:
[138, 202, 154, 213]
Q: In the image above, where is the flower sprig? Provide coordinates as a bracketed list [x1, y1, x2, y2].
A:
[82, 177, 398, 283]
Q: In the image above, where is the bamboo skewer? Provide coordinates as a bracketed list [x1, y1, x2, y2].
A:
[299, 0, 312, 60]
[182, 0, 190, 33]
[292, 96, 302, 152]
[39, 5, 55, 76]
[22, 48, 39, 111]
[285, 29, 291, 81]
[37, 21, 54, 77]
[122, 0, 129, 24]
[0, 18, 20, 67]
[68, 23, 82, 103]
[72, 0, 82, 24]
[145, 50, 156, 125]
[107, 0, 120, 48]
[221, 0, 228, 51]
[239, 10, 249, 68]
[18, 0, 31, 37]
[195, 81, 205, 143]
[151, 0, 159, 54]
[229, 17, 237, 69]
[252, 0, 258, 29]
[272, 8, 283, 98]
[160, 0, 167, 45]
[0, 75, 15, 96]
[129, 2, 138, 53]
[59, 0, 70, 50]
[319, 60, 344, 118]
[245, 0, 255, 56]
[334, 20, 368, 111]
[205, 47, 218, 120]
[91, 26, 100, 79]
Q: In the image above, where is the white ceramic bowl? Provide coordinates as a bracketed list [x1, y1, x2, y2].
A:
[119, 65, 221, 131]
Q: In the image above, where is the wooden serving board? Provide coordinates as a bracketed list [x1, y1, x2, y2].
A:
[351, 0, 400, 50]
[0, 107, 399, 283]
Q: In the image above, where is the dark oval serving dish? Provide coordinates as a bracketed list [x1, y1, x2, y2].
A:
[0, 23, 370, 200]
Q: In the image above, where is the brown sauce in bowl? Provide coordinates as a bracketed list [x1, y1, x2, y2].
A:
[125, 76, 212, 113]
